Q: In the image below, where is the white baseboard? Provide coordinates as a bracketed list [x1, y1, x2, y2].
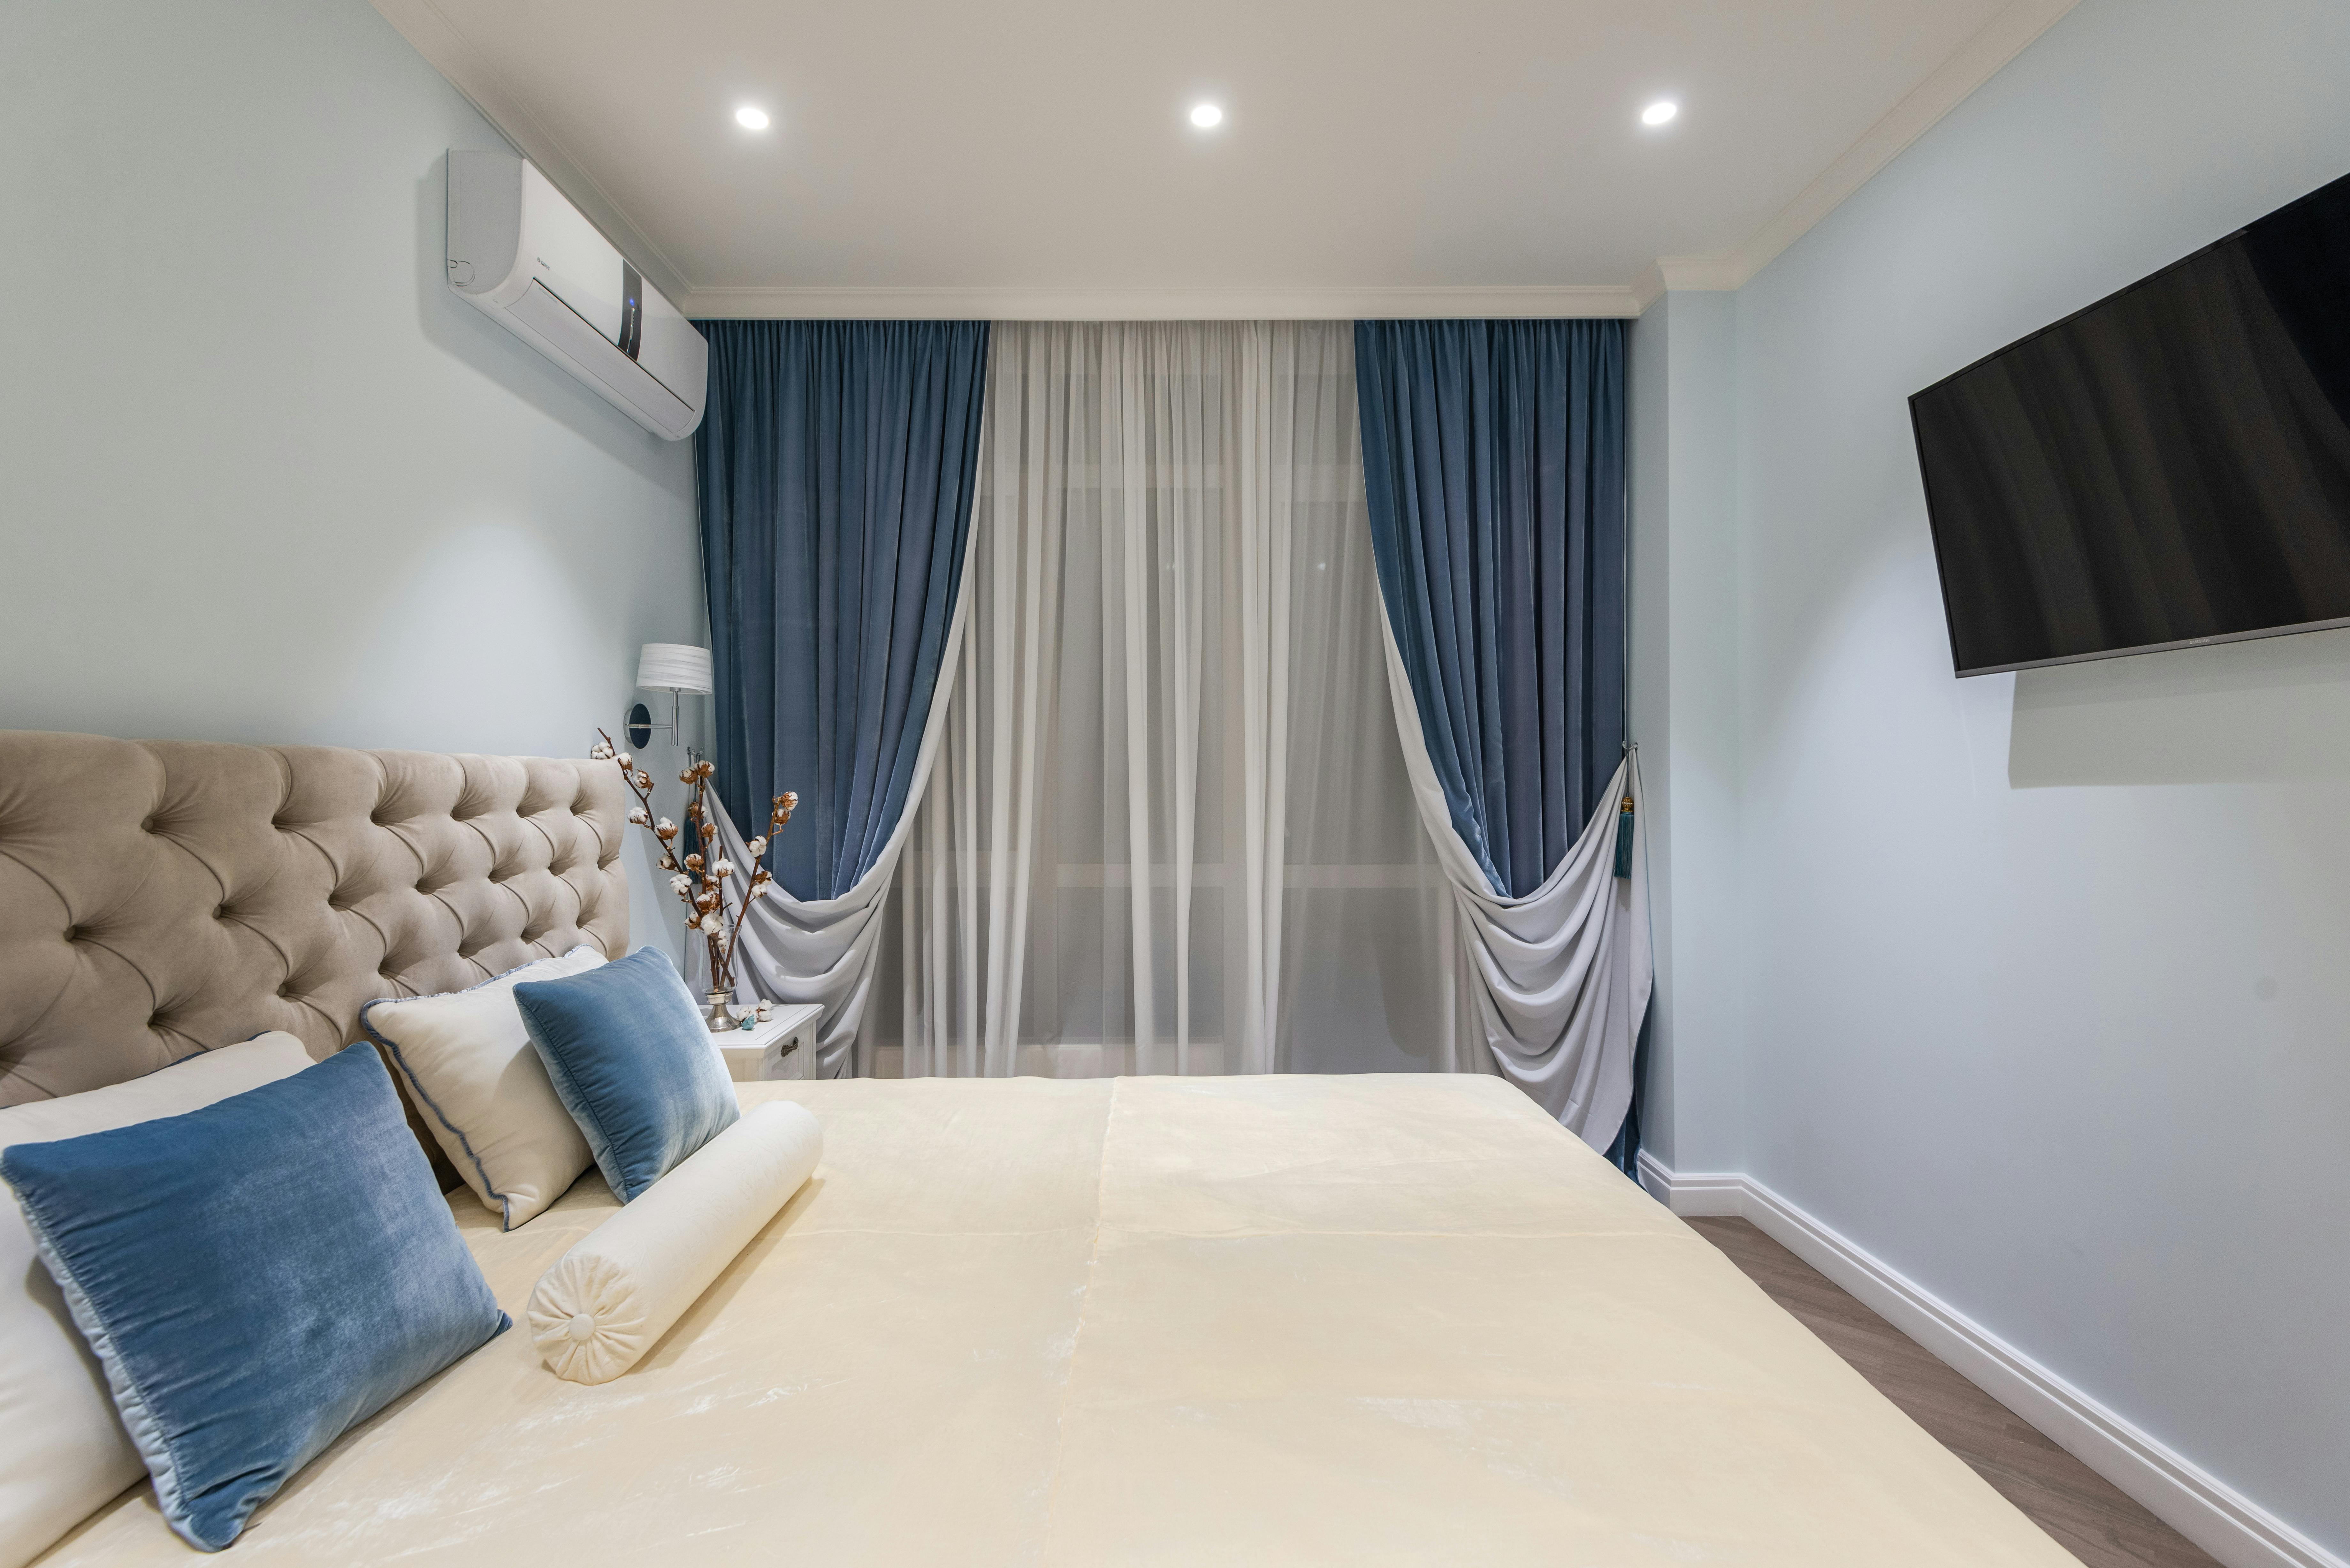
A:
[1635, 1155, 1742, 1215]
[1636, 1152, 2343, 1568]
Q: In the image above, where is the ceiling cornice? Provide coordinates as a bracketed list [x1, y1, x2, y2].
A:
[374, 0, 2080, 320]
[1634, 0, 2081, 300]
[1629, 256, 1742, 311]
[679, 285, 1645, 321]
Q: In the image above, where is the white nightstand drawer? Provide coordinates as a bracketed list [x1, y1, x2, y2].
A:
[711, 1003, 823, 1082]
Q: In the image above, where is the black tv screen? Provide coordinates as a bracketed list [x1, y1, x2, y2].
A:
[1912, 170, 2350, 675]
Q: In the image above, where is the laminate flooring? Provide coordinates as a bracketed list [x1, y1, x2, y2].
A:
[1686, 1216, 2221, 1568]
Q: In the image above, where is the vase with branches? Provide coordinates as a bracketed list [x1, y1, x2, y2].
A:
[592, 730, 797, 1032]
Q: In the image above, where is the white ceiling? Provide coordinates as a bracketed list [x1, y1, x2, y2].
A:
[374, 0, 2077, 316]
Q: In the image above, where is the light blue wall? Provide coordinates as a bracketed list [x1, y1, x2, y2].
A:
[1629, 291, 1744, 1174]
[0, 0, 709, 962]
[1724, 0, 2350, 1551]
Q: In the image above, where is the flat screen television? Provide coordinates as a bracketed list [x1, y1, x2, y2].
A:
[1911, 170, 2350, 675]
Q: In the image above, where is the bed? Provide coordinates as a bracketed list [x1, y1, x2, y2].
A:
[2, 732, 2074, 1565]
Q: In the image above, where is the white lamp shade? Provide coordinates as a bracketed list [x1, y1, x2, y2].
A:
[636, 643, 713, 694]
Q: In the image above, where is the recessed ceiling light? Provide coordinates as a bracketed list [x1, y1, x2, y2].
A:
[1641, 100, 1678, 127]
[735, 105, 770, 131]
[1189, 103, 1224, 129]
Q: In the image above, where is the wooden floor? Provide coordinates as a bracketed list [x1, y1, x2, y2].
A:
[1687, 1217, 2220, 1568]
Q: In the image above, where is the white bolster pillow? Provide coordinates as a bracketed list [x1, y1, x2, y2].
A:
[527, 1100, 822, 1384]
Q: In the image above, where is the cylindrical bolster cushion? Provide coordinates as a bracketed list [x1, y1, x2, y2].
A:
[527, 1101, 821, 1384]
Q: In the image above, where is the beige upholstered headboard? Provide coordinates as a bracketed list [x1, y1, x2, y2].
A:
[0, 731, 629, 1136]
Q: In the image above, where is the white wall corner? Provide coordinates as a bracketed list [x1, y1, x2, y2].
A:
[1635, 1156, 2347, 1568]
[1629, 264, 1668, 314]
[1653, 256, 1743, 297]
[1635, 1149, 1743, 1215]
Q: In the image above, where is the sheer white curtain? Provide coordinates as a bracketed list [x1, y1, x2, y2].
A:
[1375, 620, 1652, 1147]
[868, 322, 1450, 1079]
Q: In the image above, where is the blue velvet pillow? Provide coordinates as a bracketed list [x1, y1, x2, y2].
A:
[513, 947, 740, 1201]
[0, 1045, 508, 1553]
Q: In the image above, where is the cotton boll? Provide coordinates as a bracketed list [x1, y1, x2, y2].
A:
[711, 860, 735, 879]
[617, 753, 632, 769]
[627, 807, 650, 826]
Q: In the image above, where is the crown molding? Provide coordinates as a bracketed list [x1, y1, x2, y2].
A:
[1630, 256, 1744, 310]
[680, 284, 1645, 321]
[1634, 0, 2081, 301]
[368, 0, 695, 305]
[1725, 0, 2080, 286]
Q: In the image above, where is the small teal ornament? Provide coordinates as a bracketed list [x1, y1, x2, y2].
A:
[1612, 794, 1635, 880]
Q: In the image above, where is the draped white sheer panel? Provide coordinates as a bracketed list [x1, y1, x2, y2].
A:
[869, 322, 1451, 1079]
[1375, 597, 1652, 1147]
[701, 559, 975, 1079]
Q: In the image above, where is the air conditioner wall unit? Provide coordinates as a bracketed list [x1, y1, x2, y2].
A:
[445, 151, 708, 441]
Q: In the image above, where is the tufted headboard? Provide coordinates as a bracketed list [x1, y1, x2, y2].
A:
[0, 731, 629, 1172]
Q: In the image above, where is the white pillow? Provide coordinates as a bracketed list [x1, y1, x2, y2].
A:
[361, 945, 605, 1232]
[528, 1101, 823, 1385]
[0, 1032, 315, 1568]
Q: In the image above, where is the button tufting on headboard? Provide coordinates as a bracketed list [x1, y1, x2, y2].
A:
[0, 731, 631, 1124]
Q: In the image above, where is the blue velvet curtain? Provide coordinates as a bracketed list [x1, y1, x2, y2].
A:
[1354, 319, 1628, 900]
[694, 321, 990, 900]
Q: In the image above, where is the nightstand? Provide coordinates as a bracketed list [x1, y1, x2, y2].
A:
[711, 1004, 823, 1083]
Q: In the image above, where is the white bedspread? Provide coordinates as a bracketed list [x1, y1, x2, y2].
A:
[38, 1075, 2073, 1565]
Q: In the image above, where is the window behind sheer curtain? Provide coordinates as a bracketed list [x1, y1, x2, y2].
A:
[867, 322, 1451, 1078]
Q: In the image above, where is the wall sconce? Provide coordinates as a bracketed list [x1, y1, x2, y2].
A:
[628, 643, 713, 748]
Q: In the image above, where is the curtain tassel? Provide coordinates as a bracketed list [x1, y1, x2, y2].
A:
[1612, 793, 1635, 879]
